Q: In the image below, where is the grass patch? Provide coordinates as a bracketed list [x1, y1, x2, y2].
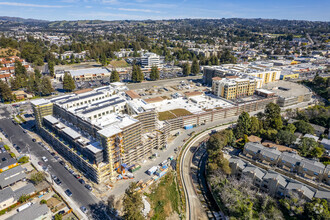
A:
[158, 108, 192, 121]
[110, 59, 129, 68]
[147, 172, 180, 220]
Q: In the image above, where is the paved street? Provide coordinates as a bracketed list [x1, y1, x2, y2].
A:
[0, 105, 111, 220]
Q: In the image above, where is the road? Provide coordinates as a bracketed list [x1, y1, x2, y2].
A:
[0, 106, 112, 220]
[180, 123, 233, 220]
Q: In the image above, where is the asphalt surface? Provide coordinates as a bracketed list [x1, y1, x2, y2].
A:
[0, 106, 112, 220]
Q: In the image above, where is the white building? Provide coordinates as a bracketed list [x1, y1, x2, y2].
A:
[141, 53, 161, 68]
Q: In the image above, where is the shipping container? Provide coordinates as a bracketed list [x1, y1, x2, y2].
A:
[147, 166, 158, 175]
[184, 124, 193, 130]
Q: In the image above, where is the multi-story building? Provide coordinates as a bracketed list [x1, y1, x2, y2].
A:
[141, 52, 160, 68]
[31, 86, 167, 184]
[212, 76, 260, 100]
[203, 63, 281, 86]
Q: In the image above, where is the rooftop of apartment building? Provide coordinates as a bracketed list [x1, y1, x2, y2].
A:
[145, 94, 234, 114]
[261, 81, 311, 98]
[204, 62, 281, 74]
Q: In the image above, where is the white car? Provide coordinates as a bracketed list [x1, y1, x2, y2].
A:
[42, 156, 48, 162]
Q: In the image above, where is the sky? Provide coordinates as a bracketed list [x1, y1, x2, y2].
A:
[0, 0, 329, 21]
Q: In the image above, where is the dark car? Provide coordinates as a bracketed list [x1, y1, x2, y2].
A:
[57, 210, 65, 215]
[51, 152, 56, 156]
[79, 179, 85, 184]
[59, 161, 65, 166]
[85, 184, 92, 191]
[16, 146, 21, 153]
[32, 139, 36, 142]
[74, 174, 81, 179]
[80, 206, 88, 213]
[65, 189, 72, 197]
[54, 178, 62, 186]
[23, 130, 27, 133]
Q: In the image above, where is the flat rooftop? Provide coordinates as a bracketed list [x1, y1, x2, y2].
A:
[262, 81, 311, 98]
[68, 67, 110, 77]
[147, 94, 233, 114]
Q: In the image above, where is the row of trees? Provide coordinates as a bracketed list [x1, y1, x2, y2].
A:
[235, 103, 325, 158]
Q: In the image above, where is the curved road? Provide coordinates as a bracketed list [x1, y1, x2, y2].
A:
[180, 124, 232, 220]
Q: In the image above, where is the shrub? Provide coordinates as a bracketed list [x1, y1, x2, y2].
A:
[3, 145, 10, 151]
[18, 156, 29, 164]
[40, 199, 47, 204]
[30, 172, 45, 185]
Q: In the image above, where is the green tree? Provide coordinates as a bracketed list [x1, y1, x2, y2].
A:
[34, 69, 42, 79]
[235, 112, 251, 138]
[110, 70, 120, 83]
[18, 194, 30, 203]
[277, 130, 297, 145]
[304, 198, 330, 220]
[14, 60, 27, 76]
[264, 103, 282, 129]
[54, 213, 62, 220]
[40, 77, 54, 96]
[131, 65, 144, 83]
[294, 120, 315, 134]
[285, 123, 296, 134]
[298, 137, 322, 157]
[182, 62, 191, 76]
[0, 80, 13, 102]
[18, 156, 29, 163]
[40, 199, 47, 204]
[123, 182, 144, 220]
[63, 72, 75, 92]
[48, 61, 55, 77]
[191, 58, 200, 75]
[149, 65, 159, 81]
[250, 116, 260, 135]
[30, 172, 45, 185]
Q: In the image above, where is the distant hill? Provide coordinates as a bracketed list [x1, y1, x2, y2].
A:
[0, 16, 48, 24]
[48, 20, 114, 27]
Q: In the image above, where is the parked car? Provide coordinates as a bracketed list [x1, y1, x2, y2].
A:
[54, 178, 62, 186]
[79, 179, 85, 184]
[80, 206, 87, 213]
[85, 184, 92, 191]
[16, 146, 21, 153]
[42, 156, 48, 162]
[32, 139, 36, 142]
[65, 189, 72, 197]
[59, 161, 65, 166]
[23, 130, 27, 133]
[57, 210, 65, 215]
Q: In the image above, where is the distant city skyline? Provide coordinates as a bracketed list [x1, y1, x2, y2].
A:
[0, 0, 329, 21]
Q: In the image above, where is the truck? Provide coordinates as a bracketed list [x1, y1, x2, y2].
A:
[147, 166, 158, 175]
[160, 160, 167, 166]
[17, 202, 32, 212]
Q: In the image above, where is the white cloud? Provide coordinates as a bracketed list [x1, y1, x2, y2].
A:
[117, 8, 160, 13]
[0, 2, 67, 8]
[102, 0, 119, 4]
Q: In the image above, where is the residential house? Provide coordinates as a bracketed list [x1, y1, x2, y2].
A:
[297, 159, 325, 181]
[258, 147, 281, 165]
[321, 139, 330, 151]
[243, 142, 264, 160]
[242, 165, 266, 187]
[0, 187, 15, 210]
[229, 157, 247, 177]
[323, 165, 330, 185]
[310, 124, 326, 137]
[0, 152, 19, 172]
[7, 203, 50, 220]
[278, 152, 303, 172]
[0, 166, 26, 189]
[285, 182, 315, 200]
[261, 171, 289, 197]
